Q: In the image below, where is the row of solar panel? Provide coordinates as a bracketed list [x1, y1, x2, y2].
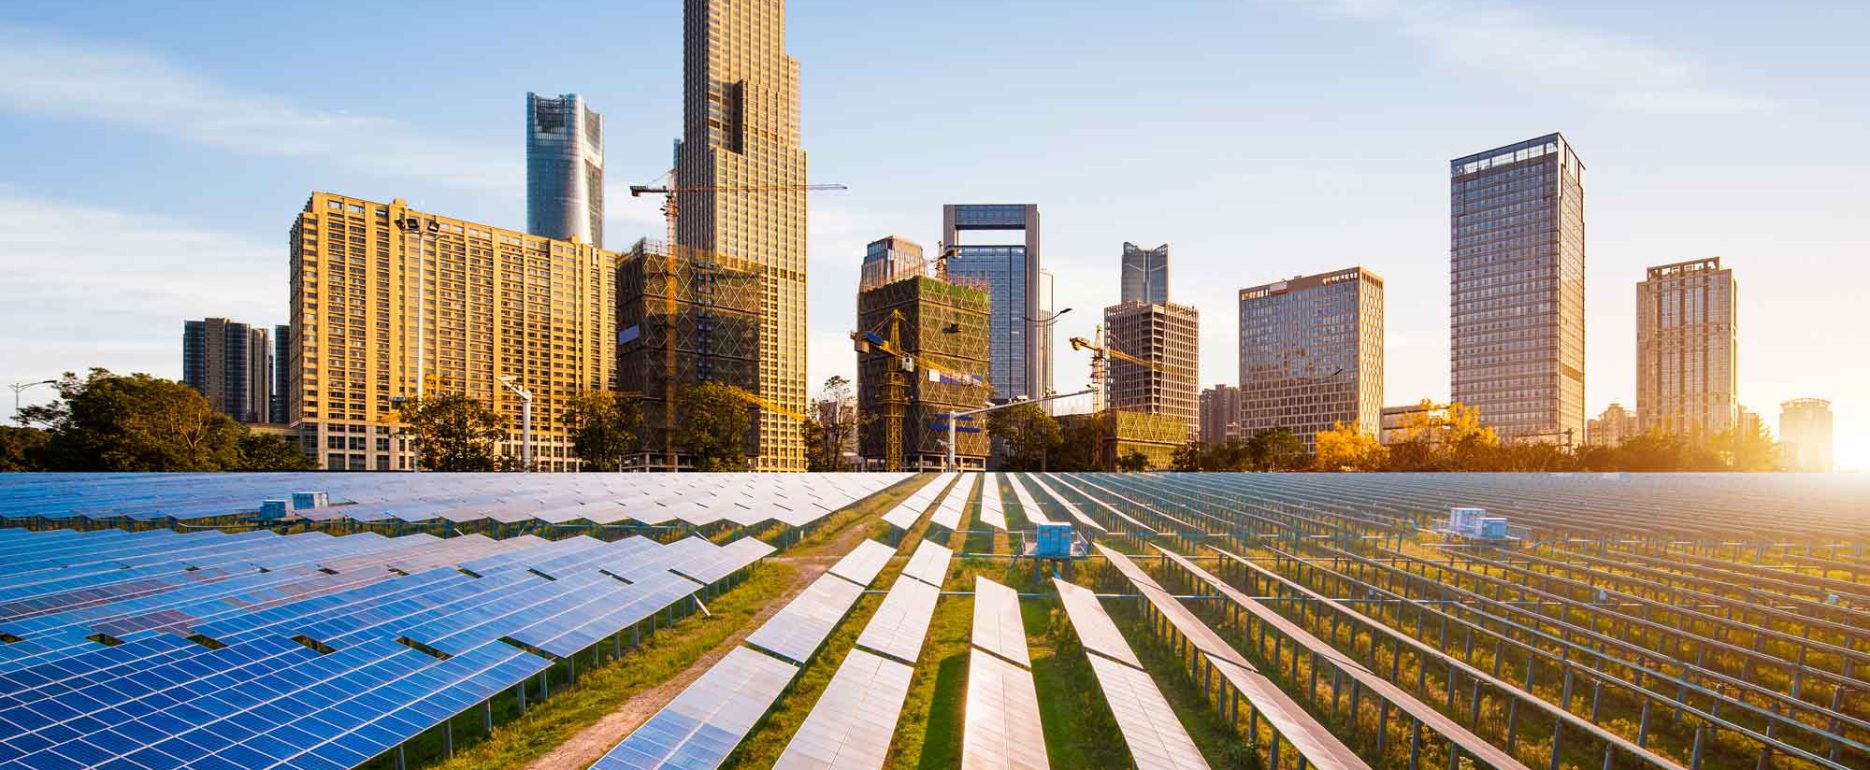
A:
[0, 526, 774, 770]
[591, 537, 909, 770]
[0, 472, 910, 527]
[880, 473, 957, 531]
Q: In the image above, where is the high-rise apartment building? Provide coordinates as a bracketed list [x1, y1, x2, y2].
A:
[182, 318, 272, 424]
[1103, 301, 1200, 439]
[1198, 384, 1241, 447]
[527, 92, 604, 248]
[1239, 268, 1384, 453]
[677, 0, 811, 471]
[1121, 242, 1170, 305]
[1637, 258, 1737, 437]
[861, 236, 926, 288]
[1451, 133, 1586, 443]
[270, 324, 290, 425]
[1586, 403, 1639, 447]
[944, 204, 1043, 402]
[288, 193, 617, 472]
[1779, 399, 1834, 472]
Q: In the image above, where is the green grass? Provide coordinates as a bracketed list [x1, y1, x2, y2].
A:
[1025, 596, 1131, 768]
[409, 560, 797, 770]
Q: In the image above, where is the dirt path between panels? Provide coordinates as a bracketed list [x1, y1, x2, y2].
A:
[524, 519, 878, 770]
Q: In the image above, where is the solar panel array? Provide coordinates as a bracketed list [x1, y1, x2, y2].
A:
[770, 649, 913, 770]
[0, 526, 771, 770]
[1004, 475, 1053, 526]
[880, 474, 955, 531]
[899, 539, 954, 589]
[595, 535, 901, 770]
[977, 475, 1008, 531]
[0, 473, 909, 528]
[929, 473, 979, 532]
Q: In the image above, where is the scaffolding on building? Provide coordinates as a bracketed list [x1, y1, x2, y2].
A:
[856, 273, 993, 470]
[616, 239, 762, 470]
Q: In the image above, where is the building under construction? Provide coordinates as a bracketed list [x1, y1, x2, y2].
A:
[856, 248, 993, 471]
[1056, 409, 1187, 470]
[616, 239, 762, 470]
[1102, 300, 1201, 441]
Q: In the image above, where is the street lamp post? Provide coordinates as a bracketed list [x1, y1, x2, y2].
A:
[1023, 307, 1072, 403]
[9, 380, 56, 426]
[498, 376, 534, 471]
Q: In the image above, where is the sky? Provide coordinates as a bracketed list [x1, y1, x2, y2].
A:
[0, 0, 1865, 468]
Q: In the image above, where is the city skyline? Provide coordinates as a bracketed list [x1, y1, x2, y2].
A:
[0, 2, 1865, 467]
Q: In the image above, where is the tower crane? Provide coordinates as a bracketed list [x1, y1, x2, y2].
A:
[1069, 325, 1167, 413]
[624, 174, 847, 469]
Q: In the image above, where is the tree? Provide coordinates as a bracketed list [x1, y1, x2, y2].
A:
[676, 381, 752, 471]
[234, 433, 317, 471]
[1718, 420, 1781, 471]
[1313, 422, 1388, 471]
[1244, 427, 1307, 471]
[397, 393, 507, 472]
[561, 391, 642, 471]
[986, 403, 1061, 471]
[21, 369, 245, 471]
[0, 426, 48, 471]
[1172, 440, 1204, 472]
[806, 376, 856, 471]
[1116, 449, 1152, 472]
[1051, 414, 1110, 472]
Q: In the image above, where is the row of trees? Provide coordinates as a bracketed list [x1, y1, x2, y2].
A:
[3, 370, 314, 472]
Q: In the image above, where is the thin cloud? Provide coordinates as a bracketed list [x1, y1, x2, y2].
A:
[0, 194, 281, 410]
[0, 25, 514, 190]
[1283, 0, 1770, 114]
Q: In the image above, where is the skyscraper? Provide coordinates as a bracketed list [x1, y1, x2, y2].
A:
[856, 271, 992, 471]
[1104, 302, 1200, 439]
[1037, 269, 1057, 404]
[1198, 384, 1241, 447]
[944, 204, 1042, 402]
[1121, 242, 1170, 305]
[183, 318, 271, 424]
[526, 93, 604, 247]
[1779, 399, 1834, 472]
[288, 193, 617, 472]
[678, 0, 810, 471]
[1239, 268, 1384, 453]
[271, 324, 290, 425]
[861, 235, 926, 288]
[1637, 258, 1737, 437]
[1450, 133, 1586, 444]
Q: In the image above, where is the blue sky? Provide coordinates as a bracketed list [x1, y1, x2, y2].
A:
[2, 0, 1866, 467]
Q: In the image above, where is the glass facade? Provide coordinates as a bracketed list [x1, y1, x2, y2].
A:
[1238, 268, 1384, 452]
[527, 92, 604, 248]
[944, 204, 1042, 402]
[1121, 242, 1170, 306]
[1637, 258, 1737, 437]
[1450, 133, 1585, 443]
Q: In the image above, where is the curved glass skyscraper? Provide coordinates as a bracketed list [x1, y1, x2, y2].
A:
[527, 92, 604, 247]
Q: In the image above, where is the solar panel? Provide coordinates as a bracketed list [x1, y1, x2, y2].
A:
[771, 649, 914, 770]
[591, 646, 799, 770]
[854, 577, 940, 665]
[1084, 654, 1212, 770]
[828, 539, 896, 587]
[1052, 579, 1139, 668]
[901, 540, 953, 588]
[929, 473, 976, 532]
[961, 647, 1049, 770]
[1006, 475, 1054, 526]
[1023, 475, 1106, 533]
[744, 574, 866, 665]
[970, 577, 1028, 668]
[978, 475, 1008, 531]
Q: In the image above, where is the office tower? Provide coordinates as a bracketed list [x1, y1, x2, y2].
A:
[1637, 258, 1737, 437]
[182, 318, 271, 424]
[288, 193, 617, 472]
[1198, 384, 1241, 447]
[1450, 133, 1586, 443]
[616, 238, 761, 470]
[1103, 301, 1200, 439]
[856, 271, 992, 470]
[943, 204, 1042, 402]
[861, 235, 926, 288]
[270, 324, 290, 424]
[1121, 242, 1170, 305]
[677, 0, 810, 471]
[1239, 268, 1384, 453]
[1779, 399, 1834, 471]
[1586, 403, 1639, 447]
[526, 92, 604, 247]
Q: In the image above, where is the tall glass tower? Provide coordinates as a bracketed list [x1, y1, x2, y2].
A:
[1120, 242, 1170, 305]
[943, 204, 1042, 402]
[677, 0, 810, 471]
[1450, 133, 1585, 444]
[527, 92, 604, 248]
